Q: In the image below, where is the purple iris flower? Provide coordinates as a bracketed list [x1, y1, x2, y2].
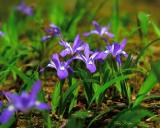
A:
[76, 44, 99, 73]
[105, 38, 128, 65]
[83, 21, 114, 39]
[0, 31, 4, 37]
[0, 80, 49, 124]
[16, 1, 33, 16]
[59, 34, 85, 57]
[47, 54, 74, 79]
[41, 23, 61, 42]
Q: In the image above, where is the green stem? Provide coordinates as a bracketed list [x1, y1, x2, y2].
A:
[58, 79, 65, 115]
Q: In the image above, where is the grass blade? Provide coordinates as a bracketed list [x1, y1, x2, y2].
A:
[133, 71, 158, 108]
[90, 75, 129, 106]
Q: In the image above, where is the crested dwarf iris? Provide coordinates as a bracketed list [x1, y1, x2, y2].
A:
[0, 80, 49, 124]
[105, 38, 128, 65]
[16, 1, 33, 16]
[84, 21, 114, 39]
[59, 34, 85, 57]
[75, 44, 100, 73]
[41, 23, 61, 42]
[47, 54, 74, 79]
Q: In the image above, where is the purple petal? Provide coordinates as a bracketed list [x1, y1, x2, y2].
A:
[49, 23, 58, 28]
[96, 51, 108, 60]
[113, 43, 121, 56]
[57, 67, 68, 79]
[120, 38, 127, 50]
[16, 2, 33, 16]
[16, 2, 25, 11]
[18, 92, 34, 111]
[23, 7, 33, 16]
[116, 55, 121, 66]
[59, 40, 66, 46]
[68, 67, 74, 74]
[92, 21, 101, 33]
[41, 35, 51, 42]
[107, 45, 113, 53]
[73, 34, 80, 50]
[52, 54, 60, 68]
[4, 92, 20, 105]
[83, 32, 91, 36]
[49, 23, 61, 35]
[86, 62, 96, 73]
[60, 49, 71, 57]
[5, 92, 26, 111]
[84, 44, 90, 60]
[83, 30, 99, 36]
[39, 67, 45, 73]
[105, 31, 114, 38]
[35, 101, 50, 110]
[0, 106, 15, 124]
[59, 41, 63, 46]
[30, 80, 41, 100]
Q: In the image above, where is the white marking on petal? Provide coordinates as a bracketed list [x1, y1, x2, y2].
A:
[66, 43, 73, 54]
[81, 55, 87, 62]
[60, 66, 65, 70]
[105, 50, 109, 54]
[8, 105, 15, 111]
[90, 52, 99, 60]
[122, 51, 128, 57]
[101, 27, 107, 35]
[76, 45, 84, 51]
[88, 60, 93, 64]
[66, 48, 70, 52]
[111, 45, 114, 53]
[35, 101, 40, 106]
[91, 30, 99, 35]
[116, 50, 122, 55]
[47, 61, 57, 69]
[121, 51, 126, 54]
[66, 43, 71, 50]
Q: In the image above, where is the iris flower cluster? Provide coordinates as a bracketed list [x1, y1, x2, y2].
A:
[43, 21, 128, 80]
[0, 81, 49, 124]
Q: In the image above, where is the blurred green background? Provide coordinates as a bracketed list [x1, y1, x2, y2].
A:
[0, 0, 160, 22]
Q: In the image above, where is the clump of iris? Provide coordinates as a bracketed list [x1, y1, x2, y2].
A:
[43, 21, 128, 79]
